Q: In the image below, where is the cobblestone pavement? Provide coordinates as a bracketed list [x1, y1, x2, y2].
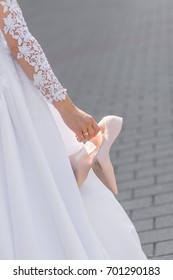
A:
[19, 0, 173, 259]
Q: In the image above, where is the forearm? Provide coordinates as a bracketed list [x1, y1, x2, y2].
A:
[9, 44, 76, 113]
[9, 44, 35, 79]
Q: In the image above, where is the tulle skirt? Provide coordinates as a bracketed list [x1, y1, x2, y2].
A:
[0, 44, 147, 260]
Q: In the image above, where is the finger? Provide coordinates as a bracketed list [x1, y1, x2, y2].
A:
[76, 130, 85, 142]
[86, 126, 95, 139]
[82, 130, 89, 138]
[91, 120, 100, 136]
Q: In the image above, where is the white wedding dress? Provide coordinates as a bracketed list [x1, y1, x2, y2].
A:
[0, 0, 147, 260]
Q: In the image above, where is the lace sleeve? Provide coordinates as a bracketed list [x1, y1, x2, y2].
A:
[0, 0, 67, 104]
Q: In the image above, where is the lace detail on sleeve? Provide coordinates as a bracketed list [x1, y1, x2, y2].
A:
[0, 0, 67, 104]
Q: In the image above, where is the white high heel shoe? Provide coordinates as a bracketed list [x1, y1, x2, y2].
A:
[69, 115, 123, 193]
[91, 116, 123, 194]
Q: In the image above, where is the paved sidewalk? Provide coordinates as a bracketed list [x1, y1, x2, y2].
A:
[20, 0, 173, 259]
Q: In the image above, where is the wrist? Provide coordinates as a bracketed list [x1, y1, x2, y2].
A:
[52, 94, 76, 115]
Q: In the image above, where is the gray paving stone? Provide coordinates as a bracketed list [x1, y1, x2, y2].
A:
[115, 170, 134, 183]
[142, 244, 154, 258]
[134, 183, 173, 198]
[139, 150, 173, 161]
[116, 159, 153, 173]
[157, 173, 173, 184]
[156, 215, 173, 229]
[151, 254, 173, 260]
[156, 142, 173, 151]
[133, 219, 154, 232]
[132, 204, 173, 220]
[156, 156, 173, 166]
[119, 176, 155, 190]
[136, 165, 173, 179]
[154, 192, 173, 205]
[139, 227, 173, 244]
[121, 197, 152, 211]
[155, 240, 173, 256]
[138, 135, 173, 147]
[112, 154, 136, 166]
[119, 144, 153, 158]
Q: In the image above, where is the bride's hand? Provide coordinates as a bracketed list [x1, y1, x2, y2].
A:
[52, 95, 100, 142]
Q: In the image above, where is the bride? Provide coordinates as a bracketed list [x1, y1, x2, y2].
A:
[0, 0, 147, 259]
